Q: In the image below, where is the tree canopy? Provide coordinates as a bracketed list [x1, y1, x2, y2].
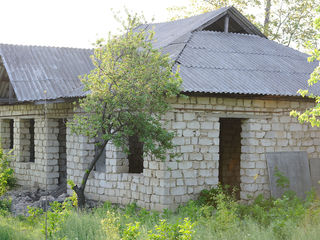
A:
[290, 7, 320, 126]
[69, 12, 182, 207]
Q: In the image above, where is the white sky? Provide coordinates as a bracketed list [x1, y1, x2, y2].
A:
[0, 0, 187, 48]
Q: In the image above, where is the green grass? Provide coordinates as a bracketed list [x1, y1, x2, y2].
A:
[0, 187, 320, 240]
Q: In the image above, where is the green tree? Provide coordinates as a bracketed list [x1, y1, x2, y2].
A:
[69, 13, 182, 208]
[167, 0, 319, 49]
[290, 7, 320, 126]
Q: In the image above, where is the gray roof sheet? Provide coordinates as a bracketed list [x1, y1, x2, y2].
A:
[176, 31, 319, 96]
[0, 7, 318, 102]
[0, 44, 93, 102]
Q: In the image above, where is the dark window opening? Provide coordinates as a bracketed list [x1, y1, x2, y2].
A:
[9, 119, 14, 149]
[58, 119, 67, 186]
[94, 139, 106, 172]
[219, 118, 242, 199]
[29, 119, 35, 162]
[128, 135, 144, 173]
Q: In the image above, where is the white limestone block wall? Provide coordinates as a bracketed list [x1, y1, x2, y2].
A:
[1, 98, 320, 210]
[0, 103, 73, 191]
[66, 96, 320, 210]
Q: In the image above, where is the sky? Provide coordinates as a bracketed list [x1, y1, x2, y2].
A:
[0, 0, 187, 48]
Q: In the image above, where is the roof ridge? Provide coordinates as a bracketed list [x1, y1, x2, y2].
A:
[181, 64, 313, 74]
[149, 6, 230, 25]
[0, 42, 93, 51]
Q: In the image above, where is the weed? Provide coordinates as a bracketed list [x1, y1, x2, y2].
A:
[0, 148, 15, 196]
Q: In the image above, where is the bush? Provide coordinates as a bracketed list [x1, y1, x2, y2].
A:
[197, 184, 236, 207]
[0, 199, 11, 216]
[0, 148, 15, 196]
[147, 218, 194, 240]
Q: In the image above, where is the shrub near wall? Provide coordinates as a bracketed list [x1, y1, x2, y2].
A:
[0, 147, 15, 196]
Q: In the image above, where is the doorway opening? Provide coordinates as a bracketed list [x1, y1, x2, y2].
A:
[219, 118, 242, 199]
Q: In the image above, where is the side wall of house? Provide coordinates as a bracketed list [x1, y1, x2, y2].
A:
[0, 103, 73, 190]
[166, 96, 320, 205]
[67, 96, 320, 210]
[1, 96, 319, 210]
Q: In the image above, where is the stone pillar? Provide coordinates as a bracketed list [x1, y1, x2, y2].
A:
[152, 110, 220, 210]
[0, 119, 11, 150]
[33, 118, 61, 190]
[66, 124, 95, 195]
[240, 118, 270, 201]
[105, 143, 128, 173]
[14, 119, 31, 162]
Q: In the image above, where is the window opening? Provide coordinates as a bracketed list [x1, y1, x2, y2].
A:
[9, 119, 14, 149]
[29, 119, 35, 162]
[128, 135, 144, 173]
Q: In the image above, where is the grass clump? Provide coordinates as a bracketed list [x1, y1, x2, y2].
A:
[0, 170, 319, 239]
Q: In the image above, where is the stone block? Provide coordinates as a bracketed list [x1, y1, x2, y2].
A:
[200, 122, 213, 129]
[199, 138, 213, 145]
[187, 121, 200, 129]
[197, 97, 210, 104]
[170, 186, 187, 195]
[181, 145, 193, 153]
[172, 122, 186, 129]
[183, 113, 196, 121]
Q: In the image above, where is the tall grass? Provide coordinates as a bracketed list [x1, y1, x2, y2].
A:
[0, 183, 319, 240]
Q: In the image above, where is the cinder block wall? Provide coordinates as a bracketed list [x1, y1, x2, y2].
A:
[67, 96, 320, 210]
[0, 103, 73, 190]
[1, 97, 320, 210]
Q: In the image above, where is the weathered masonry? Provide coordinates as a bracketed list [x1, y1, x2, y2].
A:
[0, 6, 320, 210]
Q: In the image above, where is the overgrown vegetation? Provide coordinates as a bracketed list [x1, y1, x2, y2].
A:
[0, 172, 320, 240]
[0, 148, 15, 196]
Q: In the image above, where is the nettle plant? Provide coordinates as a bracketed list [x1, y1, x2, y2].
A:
[69, 12, 182, 208]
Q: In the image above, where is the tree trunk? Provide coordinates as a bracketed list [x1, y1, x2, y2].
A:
[264, 0, 272, 35]
[72, 140, 108, 209]
[73, 185, 86, 208]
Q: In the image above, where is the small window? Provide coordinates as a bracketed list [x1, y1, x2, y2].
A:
[128, 135, 144, 173]
[94, 139, 106, 172]
[9, 119, 14, 149]
[29, 119, 35, 162]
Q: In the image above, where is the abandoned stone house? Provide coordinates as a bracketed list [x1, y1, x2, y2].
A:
[0, 6, 319, 210]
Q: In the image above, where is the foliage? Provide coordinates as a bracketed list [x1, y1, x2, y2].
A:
[197, 184, 235, 208]
[122, 222, 141, 240]
[70, 12, 182, 159]
[0, 199, 11, 216]
[147, 218, 194, 240]
[67, 179, 78, 207]
[101, 210, 121, 239]
[290, 7, 320, 125]
[68, 10, 182, 207]
[212, 188, 239, 232]
[0, 148, 15, 196]
[167, 0, 320, 49]
[2, 173, 320, 240]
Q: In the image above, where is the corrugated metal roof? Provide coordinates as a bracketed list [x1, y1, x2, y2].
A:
[0, 7, 318, 102]
[0, 44, 93, 102]
[138, 6, 265, 49]
[175, 31, 319, 96]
